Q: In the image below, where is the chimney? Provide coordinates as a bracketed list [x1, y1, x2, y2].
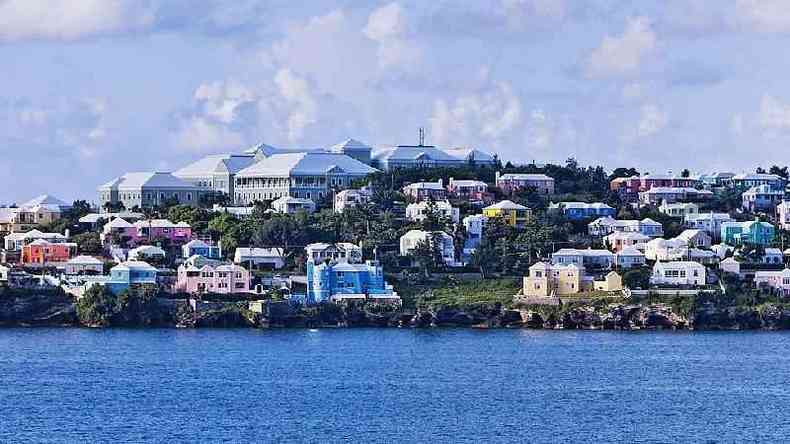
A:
[65, 229, 70, 239]
[438, 178, 443, 187]
[495, 171, 501, 184]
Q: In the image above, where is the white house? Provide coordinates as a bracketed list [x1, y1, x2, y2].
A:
[551, 248, 615, 269]
[615, 247, 646, 269]
[399, 229, 458, 267]
[588, 217, 663, 237]
[684, 212, 734, 241]
[128, 245, 166, 261]
[650, 261, 706, 286]
[304, 242, 363, 264]
[64, 256, 104, 275]
[777, 201, 790, 230]
[233, 247, 285, 269]
[754, 269, 790, 296]
[271, 196, 316, 214]
[604, 231, 650, 252]
[405, 200, 460, 224]
[334, 188, 372, 213]
[720, 257, 741, 274]
[675, 229, 712, 248]
[659, 201, 699, 218]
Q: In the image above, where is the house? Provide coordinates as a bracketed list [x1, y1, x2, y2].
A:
[234, 247, 285, 269]
[21, 239, 77, 267]
[128, 245, 166, 262]
[711, 243, 734, 259]
[495, 172, 554, 194]
[399, 230, 457, 267]
[720, 257, 741, 274]
[761, 248, 784, 265]
[587, 217, 663, 237]
[234, 152, 378, 204]
[334, 188, 372, 213]
[638, 172, 700, 191]
[483, 200, 531, 227]
[777, 201, 790, 230]
[548, 202, 615, 221]
[522, 262, 622, 297]
[650, 261, 706, 286]
[462, 214, 485, 258]
[551, 248, 615, 270]
[100, 218, 137, 246]
[699, 172, 736, 187]
[174, 153, 257, 197]
[305, 242, 363, 264]
[176, 256, 250, 295]
[79, 211, 143, 230]
[329, 138, 374, 165]
[615, 247, 646, 269]
[182, 240, 221, 260]
[685, 212, 734, 241]
[721, 220, 775, 246]
[644, 238, 688, 261]
[210, 204, 255, 218]
[639, 187, 713, 205]
[659, 201, 699, 218]
[65, 256, 104, 275]
[754, 269, 790, 296]
[742, 185, 784, 213]
[447, 178, 489, 202]
[731, 173, 785, 190]
[405, 200, 460, 224]
[270, 196, 316, 214]
[133, 220, 193, 245]
[105, 261, 158, 295]
[675, 229, 712, 248]
[609, 176, 642, 201]
[0, 195, 70, 234]
[604, 231, 650, 252]
[305, 259, 399, 304]
[402, 180, 447, 201]
[4, 229, 69, 252]
[99, 172, 201, 210]
[372, 144, 494, 170]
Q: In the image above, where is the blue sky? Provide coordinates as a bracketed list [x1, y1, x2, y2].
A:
[3, 0, 790, 204]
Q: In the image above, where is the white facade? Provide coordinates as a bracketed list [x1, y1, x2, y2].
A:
[233, 247, 285, 269]
[650, 261, 706, 286]
[684, 212, 734, 241]
[405, 200, 460, 224]
[399, 229, 457, 266]
[777, 201, 790, 230]
[271, 196, 316, 214]
[305, 242, 363, 264]
[334, 189, 372, 213]
[659, 201, 699, 218]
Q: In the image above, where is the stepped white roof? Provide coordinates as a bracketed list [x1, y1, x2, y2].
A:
[99, 172, 198, 191]
[175, 153, 256, 177]
[373, 145, 459, 162]
[20, 195, 70, 211]
[485, 200, 528, 210]
[443, 148, 495, 162]
[237, 152, 377, 177]
[68, 255, 104, 265]
[330, 138, 372, 153]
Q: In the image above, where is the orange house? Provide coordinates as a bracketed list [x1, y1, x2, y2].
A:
[22, 239, 76, 266]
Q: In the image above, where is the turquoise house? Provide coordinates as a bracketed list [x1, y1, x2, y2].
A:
[305, 260, 399, 304]
[720, 220, 775, 246]
[106, 261, 158, 294]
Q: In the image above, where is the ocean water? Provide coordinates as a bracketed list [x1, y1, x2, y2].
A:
[1, 329, 789, 443]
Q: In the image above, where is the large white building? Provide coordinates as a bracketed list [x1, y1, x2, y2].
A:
[234, 152, 377, 205]
[174, 153, 257, 197]
[99, 172, 202, 210]
[372, 144, 495, 170]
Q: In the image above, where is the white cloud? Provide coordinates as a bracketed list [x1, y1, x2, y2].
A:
[274, 69, 318, 143]
[0, 0, 154, 42]
[759, 94, 790, 131]
[194, 80, 256, 124]
[430, 81, 522, 146]
[586, 16, 656, 78]
[735, 0, 790, 33]
[172, 116, 245, 153]
[636, 104, 668, 137]
[364, 3, 422, 70]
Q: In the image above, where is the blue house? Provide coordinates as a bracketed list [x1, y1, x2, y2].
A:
[105, 261, 158, 295]
[305, 260, 399, 304]
[550, 202, 616, 221]
[720, 220, 775, 246]
[182, 239, 221, 259]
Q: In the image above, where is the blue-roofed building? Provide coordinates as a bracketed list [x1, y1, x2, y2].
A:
[372, 144, 495, 170]
[174, 153, 257, 197]
[305, 259, 400, 305]
[721, 220, 775, 246]
[549, 202, 616, 221]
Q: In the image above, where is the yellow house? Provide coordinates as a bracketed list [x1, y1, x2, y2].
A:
[523, 263, 622, 297]
[483, 200, 531, 227]
[594, 271, 623, 292]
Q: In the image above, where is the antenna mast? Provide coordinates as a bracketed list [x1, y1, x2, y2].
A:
[418, 127, 425, 146]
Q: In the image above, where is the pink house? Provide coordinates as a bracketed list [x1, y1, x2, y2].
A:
[176, 257, 251, 294]
[102, 218, 193, 247]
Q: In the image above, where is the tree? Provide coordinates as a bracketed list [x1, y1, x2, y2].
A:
[681, 169, 690, 178]
[76, 284, 116, 327]
[72, 232, 102, 255]
[770, 165, 789, 179]
[622, 267, 651, 289]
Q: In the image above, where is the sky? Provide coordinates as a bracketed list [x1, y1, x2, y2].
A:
[3, 0, 790, 204]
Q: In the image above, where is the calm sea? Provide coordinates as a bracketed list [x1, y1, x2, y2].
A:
[1, 328, 789, 443]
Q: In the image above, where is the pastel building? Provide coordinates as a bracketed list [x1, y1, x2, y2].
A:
[447, 178, 490, 202]
[405, 200, 460, 224]
[305, 259, 399, 304]
[99, 172, 202, 209]
[615, 247, 646, 269]
[551, 248, 615, 270]
[522, 262, 622, 297]
[402, 180, 447, 201]
[270, 196, 316, 214]
[650, 261, 706, 286]
[105, 261, 158, 295]
[4, 229, 69, 252]
[134, 220, 193, 245]
[778, 201, 790, 230]
[659, 201, 699, 218]
[305, 242, 363, 264]
[731, 173, 785, 190]
[685, 212, 734, 241]
[128, 245, 166, 262]
[334, 188, 372, 213]
[639, 187, 713, 205]
[742, 185, 784, 213]
[462, 214, 485, 258]
[399, 230, 457, 267]
[0, 195, 70, 234]
[182, 240, 221, 260]
[754, 269, 790, 296]
[21, 239, 77, 267]
[604, 231, 650, 252]
[65, 256, 104, 275]
[234, 152, 377, 204]
[549, 202, 615, 221]
[483, 200, 531, 227]
[495, 172, 555, 194]
[720, 220, 775, 246]
[234, 247, 285, 269]
[372, 144, 494, 170]
[176, 256, 250, 294]
[588, 217, 663, 237]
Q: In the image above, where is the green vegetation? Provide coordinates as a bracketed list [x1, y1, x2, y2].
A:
[397, 276, 521, 309]
[76, 284, 161, 327]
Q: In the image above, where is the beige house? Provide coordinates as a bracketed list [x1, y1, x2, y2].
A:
[523, 262, 622, 297]
[0, 195, 69, 234]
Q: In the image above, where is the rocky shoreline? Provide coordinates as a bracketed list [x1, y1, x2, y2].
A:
[3, 291, 790, 330]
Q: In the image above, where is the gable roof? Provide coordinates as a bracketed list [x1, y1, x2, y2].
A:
[20, 195, 70, 210]
[174, 153, 256, 177]
[237, 152, 378, 177]
[99, 172, 198, 191]
[330, 138, 372, 153]
[373, 145, 460, 162]
[485, 200, 528, 210]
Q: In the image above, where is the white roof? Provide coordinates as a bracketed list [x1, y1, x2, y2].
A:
[106, 218, 134, 228]
[68, 255, 104, 265]
[485, 200, 528, 210]
[403, 181, 444, 191]
[133, 219, 191, 228]
[743, 184, 784, 195]
[235, 247, 284, 258]
[20, 195, 70, 210]
[100, 172, 198, 191]
[617, 247, 644, 256]
[113, 261, 157, 272]
[553, 248, 613, 257]
[237, 152, 377, 177]
[733, 173, 783, 181]
[129, 245, 166, 256]
[272, 196, 314, 205]
[498, 173, 553, 181]
[443, 148, 495, 162]
[329, 138, 372, 153]
[449, 179, 487, 187]
[175, 153, 256, 177]
[654, 261, 705, 270]
[184, 239, 209, 248]
[373, 145, 460, 162]
[764, 248, 783, 255]
[675, 229, 706, 241]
